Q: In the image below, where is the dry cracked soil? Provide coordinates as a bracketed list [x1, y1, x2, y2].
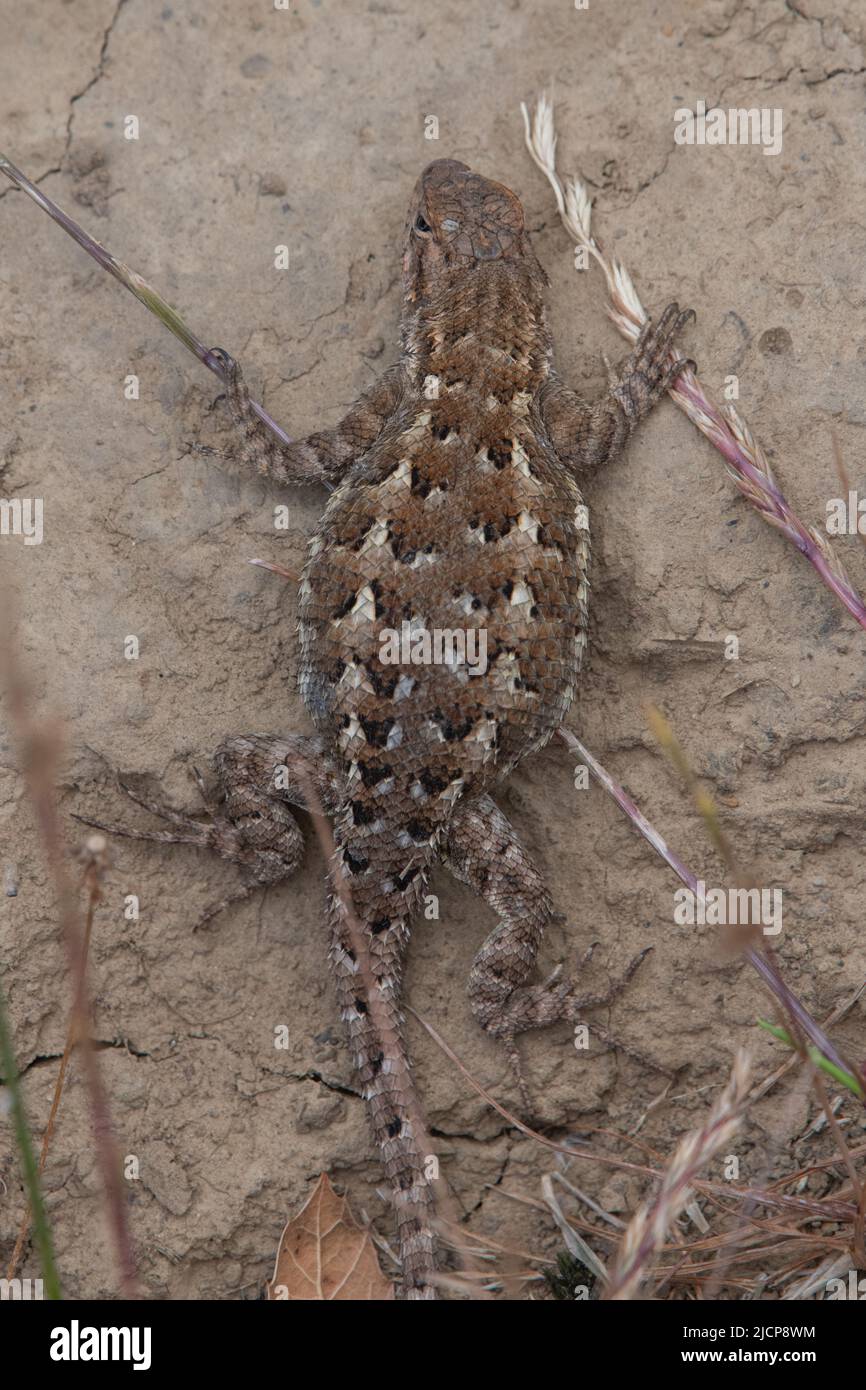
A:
[1, 0, 866, 1300]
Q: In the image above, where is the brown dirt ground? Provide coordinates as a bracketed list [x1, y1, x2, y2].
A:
[2, 0, 866, 1300]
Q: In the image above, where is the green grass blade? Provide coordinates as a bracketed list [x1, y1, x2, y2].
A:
[0, 978, 62, 1298]
[757, 1018, 864, 1098]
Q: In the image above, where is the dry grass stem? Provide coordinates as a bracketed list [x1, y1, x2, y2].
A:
[0, 589, 137, 1295]
[522, 93, 866, 634]
[0, 153, 291, 448]
[605, 1052, 752, 1299]
[6, 838, 108, 1280]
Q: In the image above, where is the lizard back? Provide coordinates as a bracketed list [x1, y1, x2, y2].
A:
[299, 165, 589, 877]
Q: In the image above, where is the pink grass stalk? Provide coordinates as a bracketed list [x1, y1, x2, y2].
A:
[557, 728, 861, 1090]
[521, 95, 866, 634]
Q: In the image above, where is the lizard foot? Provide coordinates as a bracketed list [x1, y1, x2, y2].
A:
[73, 736, 329, 929]
[72, 774, 266, 929]
[489, 947, 658, 1117]
[612, 302, 696, 423]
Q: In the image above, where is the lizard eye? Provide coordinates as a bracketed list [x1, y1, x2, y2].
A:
[414, 213, 432, 235]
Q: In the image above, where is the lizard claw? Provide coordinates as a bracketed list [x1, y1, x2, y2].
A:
[613, 303, 696, 422]
[209, 346, 236, 374]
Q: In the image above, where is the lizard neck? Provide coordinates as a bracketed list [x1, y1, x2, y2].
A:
[401, 259, 552, 397]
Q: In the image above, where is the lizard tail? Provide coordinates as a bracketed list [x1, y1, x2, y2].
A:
[328, 832, 438, 1300]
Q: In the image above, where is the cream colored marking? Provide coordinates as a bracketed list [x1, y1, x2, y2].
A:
[493, 650, 523, 696]
[455, 592, 482, 616]
[346, 584, 377, 623]
[338, 714, 366, 750]
[335, 946, 359, 974]
[338, 660, 371, 692]
[512, 438, 532, 477]
[388, 457, 413, 487]
[439, 777, 465, 806]
[358, 518, 391, 554]
[509, 579, 534, 607]
[406, 408, 433, 439]
[407, 549, 438, 568]
[468, 717, 497, 749]
[517, 509, 541, 541]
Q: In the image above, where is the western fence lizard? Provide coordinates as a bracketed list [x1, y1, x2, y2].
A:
[82, 159, 693, 1299]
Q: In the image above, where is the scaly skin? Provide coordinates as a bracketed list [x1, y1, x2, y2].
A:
[78, 159, 694, 1299]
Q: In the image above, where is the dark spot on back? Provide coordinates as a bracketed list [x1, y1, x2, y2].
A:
[332, 591, 356, 620]
[359, 715, 394, 748]
[359, 762, 390, 788]
[368, 665, 400, 699]
[419, 767, 447, 796]
[344, 848, 368, 874]
[411, 465, 431, 498]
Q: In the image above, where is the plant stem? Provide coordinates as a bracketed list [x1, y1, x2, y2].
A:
[0, 979, 62, 1298]
[0, 154, 290, 446]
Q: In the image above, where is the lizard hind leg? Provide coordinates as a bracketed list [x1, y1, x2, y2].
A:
[74, 734, 338, 930]
[444, 793, 652, 1114]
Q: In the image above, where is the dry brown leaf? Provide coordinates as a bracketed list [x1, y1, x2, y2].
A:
[267, 1173, 395, 1301]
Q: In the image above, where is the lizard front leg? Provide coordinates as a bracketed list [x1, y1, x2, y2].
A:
[445, 793, 652, 1112]
[75, 734, 339, 929]
[210, 351, 407, 487]
[540, 302, 695, 476]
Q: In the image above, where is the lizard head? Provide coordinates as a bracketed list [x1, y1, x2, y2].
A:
[402, 158, 542, 307]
